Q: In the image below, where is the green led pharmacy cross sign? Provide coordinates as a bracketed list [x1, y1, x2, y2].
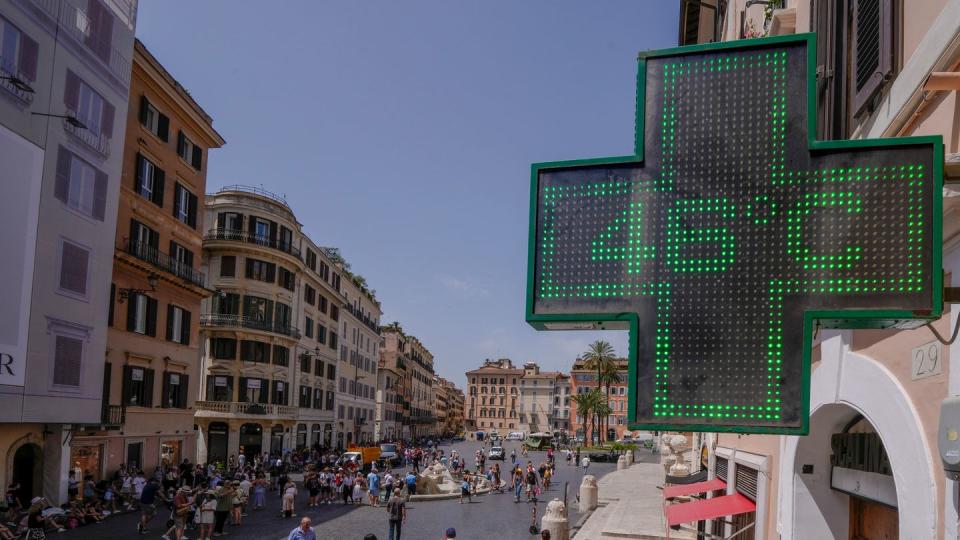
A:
[526, 34, 943, 435]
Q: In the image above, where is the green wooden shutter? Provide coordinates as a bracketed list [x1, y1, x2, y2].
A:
[852, 0, 893, 114]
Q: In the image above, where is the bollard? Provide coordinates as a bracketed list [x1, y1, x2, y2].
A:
[625, 450, 634, 465]
[542, 498, 570, 540]
[579, 475, 598, 513]
[617, 455, 628, 470]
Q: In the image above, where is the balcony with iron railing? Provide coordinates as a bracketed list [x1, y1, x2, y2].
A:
[101, 404, 125, 427]
[345, 303, 380, 334]
[121, 239, 205, 288]
[63, 108, 110, 157]
[200, 313, 301, 340]
[0, 55, 33, 105]
[195, 400, 297, 419]
[204, 229, 302, 260]
[32, 0, 133, 86]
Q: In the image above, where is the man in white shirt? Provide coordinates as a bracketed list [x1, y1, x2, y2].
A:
[133, 472, 147, 502]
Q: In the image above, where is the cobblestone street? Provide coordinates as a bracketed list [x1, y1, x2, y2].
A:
[56, 441, 642, 540]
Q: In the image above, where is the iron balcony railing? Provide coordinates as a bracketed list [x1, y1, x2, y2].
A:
[345, 303, 380, 333]
[200, 313, 301, 339]
[204, 229, 302, 260]
[101, 404, 125, 426]
[64, 108, 110, 157]
[122, 239, 205, 288]
[0, 56, 33, 104]
[47, 0, 132, 86]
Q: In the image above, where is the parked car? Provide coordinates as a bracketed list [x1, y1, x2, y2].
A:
[588, 451, 620, 463]
[488, 446, 506, 460]
[379, 443, 401, 467]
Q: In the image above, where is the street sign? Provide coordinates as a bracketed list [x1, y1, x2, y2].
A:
[526, 34, 943, 435]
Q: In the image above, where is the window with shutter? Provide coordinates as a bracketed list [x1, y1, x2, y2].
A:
[53, 335, 83, 386]
[852, 0, 894, 115]
[220, 256, 236, 277]
[56, 147, 107, 220]
[735, 464, 759, 501]
[58, 239, 90, 297]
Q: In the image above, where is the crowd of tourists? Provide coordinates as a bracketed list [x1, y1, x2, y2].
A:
[1, 437, 570, 540]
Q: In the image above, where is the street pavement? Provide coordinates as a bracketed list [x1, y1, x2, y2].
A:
[57, 439, 627, 540]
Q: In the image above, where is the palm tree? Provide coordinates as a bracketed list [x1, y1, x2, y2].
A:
[582, 340, 617, 442]
[599, 361, 622, 441]
[571, 390, 600, 446]
[595, 400, 613, 444]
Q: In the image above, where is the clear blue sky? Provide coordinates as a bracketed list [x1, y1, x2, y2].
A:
[136, 1, 679, 389]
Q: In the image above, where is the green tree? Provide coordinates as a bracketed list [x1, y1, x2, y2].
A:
[571, 390, 601, 446]
[595, 400, 613, 444]
[582, 340, 617, 442]
[599, 361, 622, 441]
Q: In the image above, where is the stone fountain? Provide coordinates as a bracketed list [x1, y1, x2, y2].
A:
[410, 460, 492, 499]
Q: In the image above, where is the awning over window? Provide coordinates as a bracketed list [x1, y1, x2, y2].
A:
[663, 478, 727, 499]
[665, 493, 756, 527]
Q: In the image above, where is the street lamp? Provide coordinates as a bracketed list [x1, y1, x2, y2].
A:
[117, 274, 159, 303]
[1, 74, 33, 93]
[31, 112, 86, 129]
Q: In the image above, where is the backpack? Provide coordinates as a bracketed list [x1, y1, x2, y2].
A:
[388, 499, 403, 521]
[526, 471, 537, 484]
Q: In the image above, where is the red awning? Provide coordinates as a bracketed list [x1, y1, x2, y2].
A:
[665, 493, 756, 527]
[663, 478, 727, 499]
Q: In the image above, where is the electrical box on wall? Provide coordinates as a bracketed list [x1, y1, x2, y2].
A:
[938, 397, 960, 478]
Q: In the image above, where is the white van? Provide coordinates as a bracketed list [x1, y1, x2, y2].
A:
[506, 431, 525, 441]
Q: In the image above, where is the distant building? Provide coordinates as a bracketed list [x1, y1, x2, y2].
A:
[569, 357, 629, 442]
[0, 0, 138, 505]
[433, 376, 465, 437]
[335, 272, 381, 446]
[379, 325, 436, 439]
[70, 38, 223, 482]
[518, 363, 569, 435]
[196, 186, 344, 461]
[465, 358, 523, 436]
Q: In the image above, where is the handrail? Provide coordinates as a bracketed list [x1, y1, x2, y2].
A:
[204, 229, 302, 259]
[122, 239, 205, 287]
[211, 185, 292, 210]
[200, 313, 301, 339]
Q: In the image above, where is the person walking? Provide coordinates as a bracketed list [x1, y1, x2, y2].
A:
[512, 466, 523, 503]
[459, 473, 471, 504]
[213, 483, 233, 536]
[138, 477, 166, 535]
[367, 469, 381, 507]
[386, 488, 406, 540]
[196, 491, 216, 540]
[251, 475, 267, 510]
[404, 471, 417, 498]
[287, 517, 316, 540]
[282, 480, 298, 518]
[525, 463, 540, 503]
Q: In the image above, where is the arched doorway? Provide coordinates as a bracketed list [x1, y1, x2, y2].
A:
[323, 424, 332, 447]
[208, 423, 229, 465]
[780, 342, 937, 539]
[270, 425, 284, 456]
[311, 424, 321, 448]
[12, 443, 42, 505]
[336, 431, 344, 451]
[346, 432, 353, 446]
[239, 424, 262, 458]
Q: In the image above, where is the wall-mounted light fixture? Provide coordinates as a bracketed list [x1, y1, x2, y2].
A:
[118, 274, 159, 303]
[31, 112, 86, 129]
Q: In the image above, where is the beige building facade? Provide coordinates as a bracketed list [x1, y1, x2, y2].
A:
[0, 0, 137, 505]
[334, 271, 381, 447]
[518, 363, 568, 435]
[465, 358, 522, 437]
[677, 1, 960, 538]
[196, 186, 347, 461]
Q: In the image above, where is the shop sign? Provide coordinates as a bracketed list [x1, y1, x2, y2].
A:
[526, 34, 943, 434]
